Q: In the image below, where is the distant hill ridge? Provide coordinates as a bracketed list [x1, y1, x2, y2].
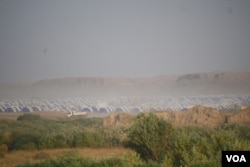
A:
[1, 71, 250, 98]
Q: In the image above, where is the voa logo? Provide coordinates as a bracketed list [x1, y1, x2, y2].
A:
[222, 151, 250, 167]
[226, 155, 246, 162]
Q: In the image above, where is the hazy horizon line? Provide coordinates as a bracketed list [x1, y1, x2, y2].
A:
[1, 70, 250, 84]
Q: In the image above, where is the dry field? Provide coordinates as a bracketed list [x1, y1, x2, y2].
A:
[0, 111, 109, 121]
[0, 111, 69, 120]
[0, 148, 132, 167]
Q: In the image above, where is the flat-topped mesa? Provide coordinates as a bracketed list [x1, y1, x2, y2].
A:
[1, 72, 250, 99]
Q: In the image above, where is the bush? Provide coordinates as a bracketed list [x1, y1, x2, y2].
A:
[101, 127, 126, 147]
[170, 127, 216, 166]
[10, 133, 38, 150]
[127, 113, 174, 161]
[72, 131, 104, 148]
[122, 151, 143, 166]
[17, 114, 41, 121]
[53, 134, 68, 148]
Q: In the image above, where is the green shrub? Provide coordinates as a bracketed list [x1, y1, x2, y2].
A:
[10, 133, 38, 150]
[122, 151, 143, 166]
[169, 127, 219, 167]
[72, 131, 104, 148]
[77, 117, 103, 127]
[127, 113, 174, 161]
[100, 127, 126, 147]
[17, 152, 130, 167]
[17, 114, 41, 121]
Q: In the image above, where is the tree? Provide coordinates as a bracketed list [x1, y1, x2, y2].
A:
[127, 113, 174, 161]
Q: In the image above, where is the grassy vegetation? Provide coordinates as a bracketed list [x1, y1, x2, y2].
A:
[0, 113, 249, 167]
[0, 114, 107, 151]
[16, 151, 142, 167]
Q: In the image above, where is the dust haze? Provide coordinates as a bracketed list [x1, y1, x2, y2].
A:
[0, 1, 250, 112]
[0, 0, 250, 84]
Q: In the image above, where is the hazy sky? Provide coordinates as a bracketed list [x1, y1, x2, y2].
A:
[0, 0, 249, 83]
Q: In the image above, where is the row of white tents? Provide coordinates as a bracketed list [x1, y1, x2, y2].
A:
[0, 95, 250, 113]
[0, 105, 143, 113]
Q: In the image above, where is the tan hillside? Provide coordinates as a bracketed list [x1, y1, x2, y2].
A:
[1, 71, 249, 98]
[172, 72, 250, 95]
[180, 105, 225, 126]
[228, 107, 250, 125]
[103, 106, 250, 127]
[155, 105, 225, 127]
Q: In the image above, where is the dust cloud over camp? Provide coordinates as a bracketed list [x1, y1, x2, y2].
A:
[1, 0, 250, 112]
[0, 71, 250, 115]
[1, 1, 250, 166]
[1, 71, 250, 99]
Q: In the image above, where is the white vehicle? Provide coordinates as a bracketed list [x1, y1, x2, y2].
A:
[67, 111, 87, 118]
